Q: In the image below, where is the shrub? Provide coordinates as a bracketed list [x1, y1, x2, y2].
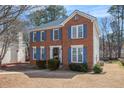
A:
[36, 60, 46, 69]
[121, 61, 124, 66]
[69, 63, 88, 72]
[93, 64, 103, 74]
[119, 58, 124, 66]
[98, 61, 104, 66]
[48, 58, 60, 70]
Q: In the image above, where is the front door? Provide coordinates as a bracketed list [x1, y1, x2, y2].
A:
[53, 48, 59, 59]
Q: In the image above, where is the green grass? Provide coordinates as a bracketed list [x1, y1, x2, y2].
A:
[110, 60, 124, 69]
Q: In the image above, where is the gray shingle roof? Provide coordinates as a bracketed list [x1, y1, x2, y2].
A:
[31, 10, 97, 31]
[38, 17, 68, 30]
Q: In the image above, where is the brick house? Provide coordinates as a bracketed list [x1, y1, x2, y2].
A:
[30, 10, 99, 70]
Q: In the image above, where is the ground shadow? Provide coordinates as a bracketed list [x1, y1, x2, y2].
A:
[0, 63, 39, 72]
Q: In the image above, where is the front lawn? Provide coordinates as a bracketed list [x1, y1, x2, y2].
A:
[0, 63, 124, 87]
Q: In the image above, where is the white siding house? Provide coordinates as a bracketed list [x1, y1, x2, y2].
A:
[0, 32, 26, 65]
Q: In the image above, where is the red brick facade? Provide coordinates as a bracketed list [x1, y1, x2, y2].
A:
[30, 14, 93, 70]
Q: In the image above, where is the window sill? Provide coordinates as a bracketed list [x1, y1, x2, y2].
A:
[71, 61, 82, 63]
[71, 37, 84, 39]
[53, 39, 60, 41]
[40, 40, 45, 42]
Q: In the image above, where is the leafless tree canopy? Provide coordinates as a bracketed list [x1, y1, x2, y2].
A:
[100, 5, 124, 60]
[0, 5, 30, 65]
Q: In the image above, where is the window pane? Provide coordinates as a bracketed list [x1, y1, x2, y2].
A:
[41, 32, 44, 41]
[42, 48, 45, 59]
[78, 25, 83, 38]
[78, 48, 83, 62]
[72, 26, 77, 38]
[54, 30, 59, 39]
[72, 48, 77, 62]
[73, 55, 76, 62]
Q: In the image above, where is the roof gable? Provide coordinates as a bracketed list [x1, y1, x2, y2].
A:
[61, 10, 96, 26]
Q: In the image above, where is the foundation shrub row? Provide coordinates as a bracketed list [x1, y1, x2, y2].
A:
[69, 63, 88, 72]
[36, 60, 103, 73]
[36, 58, 60, 70]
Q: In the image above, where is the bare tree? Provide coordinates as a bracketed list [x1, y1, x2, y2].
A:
[0, 6, 29, 35]
[108, 5, 124, 58]
[0, 20, 23, 65]
[23, 31, 30, 61]
[101, 17, 110, 59]
[0, 6, 30, 65]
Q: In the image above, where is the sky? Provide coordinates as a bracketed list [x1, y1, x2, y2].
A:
[21, 5, 112, 31]
[22, 5, 111, 19]
[64, 5, 111, 18]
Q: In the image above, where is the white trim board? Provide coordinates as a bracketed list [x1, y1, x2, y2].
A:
[32, 46, 36, 60]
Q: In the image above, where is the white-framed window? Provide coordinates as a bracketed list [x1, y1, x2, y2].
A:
[78, 25, 83, 38]
[40, 31, 45, 41]
[53, 29, 59, 40]
[33, 32, 37, 42]
[72, 26, 77, 39]
[71, 24, 84, 39]
[40, 46, 45, 60]
[33, 46, 36, 60]
[71, 45, 83, 63]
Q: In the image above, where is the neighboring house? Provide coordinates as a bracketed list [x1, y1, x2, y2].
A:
[30, 10, 100, 70]
[0, 32, 26, 65]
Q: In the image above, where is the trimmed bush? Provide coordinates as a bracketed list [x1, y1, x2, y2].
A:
[48, 58, 60, 70]
[121, 61, 124, 66]
[119, 58, 124, 66]
[98, 61, 104, 66]
[69, 63, 88, 72]
[36, 60, 46, 69]
[93, 64, 103, 74]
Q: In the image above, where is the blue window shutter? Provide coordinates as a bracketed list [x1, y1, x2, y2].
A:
[68, 26, 71, 39]
[36, 47, 40, 61]
[83, 46, 87, 63]
[44, 32, 46, 41]
[37, 32, 40, 42]
[30, 32, 33, 42]
[83, 24, 87, 38]
[59, 29, 62, 40]
[50, 30, 53, 40]
[68, 47, 71, 64]
[44, 48, 46, 60]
